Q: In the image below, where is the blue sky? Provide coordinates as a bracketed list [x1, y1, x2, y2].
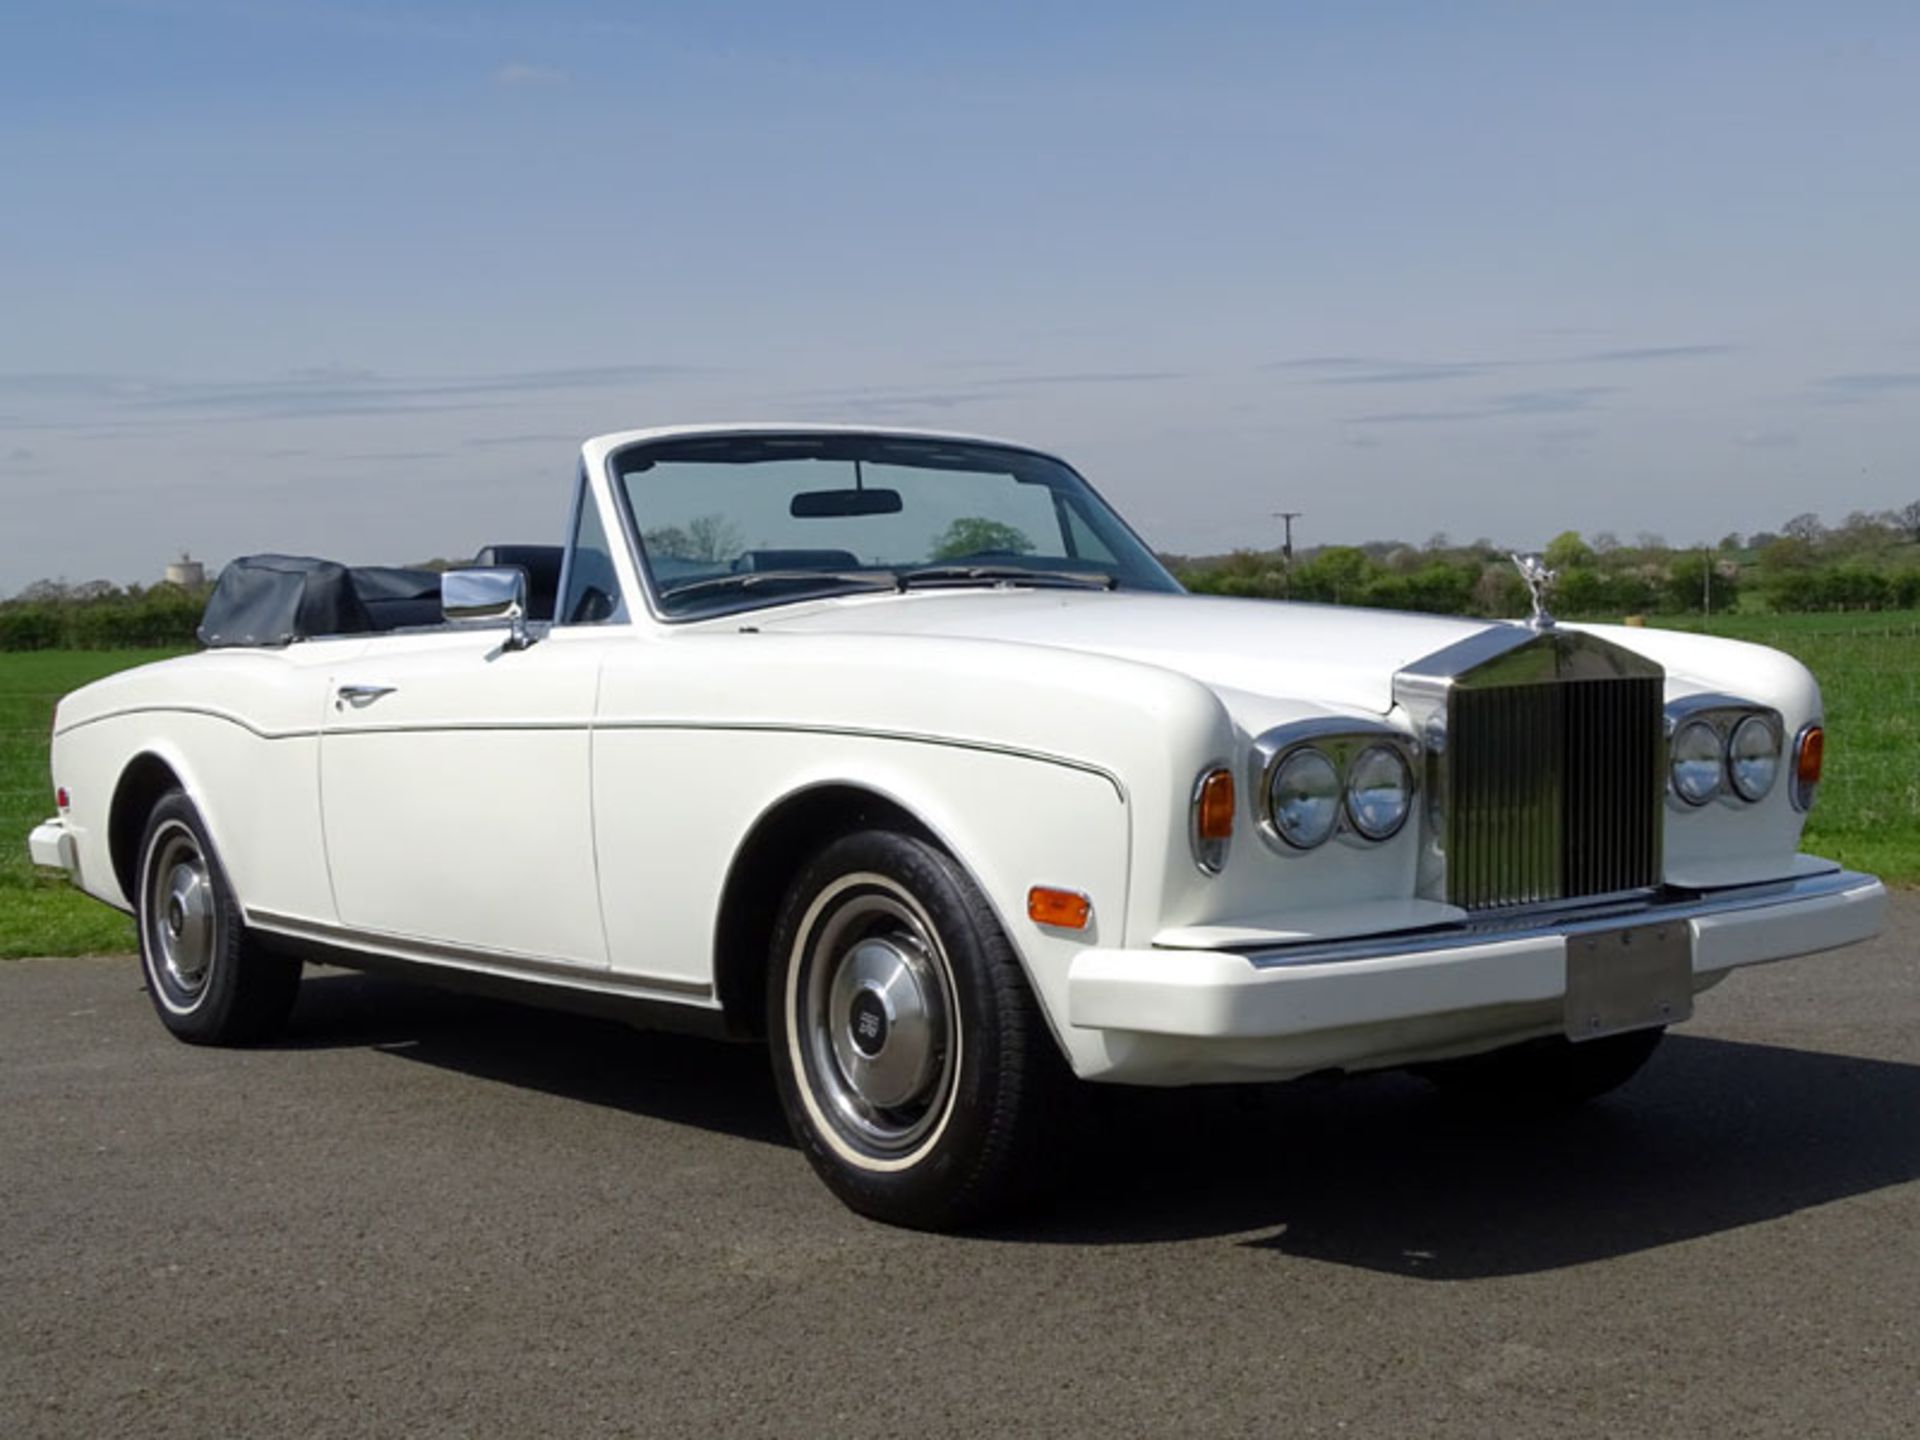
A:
[3, 0, 1917, 588]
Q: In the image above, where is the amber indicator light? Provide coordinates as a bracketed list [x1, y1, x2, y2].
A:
[1028, 886, 1091, 930]
[1797, 726, 1824, 787]
[1195, 769, 1235, 841]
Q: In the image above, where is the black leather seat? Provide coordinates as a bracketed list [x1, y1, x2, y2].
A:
[473, 544, 565, 622]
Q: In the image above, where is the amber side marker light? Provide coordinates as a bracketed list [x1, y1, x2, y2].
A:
[1196, 769, 1236, 841]
[1190, 766, 1235, 873]
[1028, 886, 1092, 931]
[1793, 725, 1824, 810]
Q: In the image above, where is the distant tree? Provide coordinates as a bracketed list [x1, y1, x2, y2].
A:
[1293, 545, 1374, 603]
[1474, 564, 1530, 618]
[1759, 535, 1816, 573]
[686, 514, 744, 562]
[1634, 531, 1669, 552]
[1896, 500, 1920, 543]
[930, 517, 1036, 560]
[643, 515, 743, 563]
[1424, 531, 1452, 552]
[1717, 532, 1745, 552]
[1664, 551, 1740, 613]
[641, 525, 692, 558]
[1542, 530, 1594, 571]
[1590, 531, 1621, 556]
[1782, 512, 1826, 543]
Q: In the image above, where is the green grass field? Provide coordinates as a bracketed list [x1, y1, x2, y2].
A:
[1653, 611, 1920, 884]
[4, 617, 1915, 957]
[1, 650, 186, 958]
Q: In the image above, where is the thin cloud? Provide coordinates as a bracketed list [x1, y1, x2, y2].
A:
[1574, 344, 1733, 364]
[976, 370, 1186, 387]
[1815, 372, 1920, 402]
[466, 432, 583, 448]
[1351, 386, 1616, 426]
[0, 363, 698, 424]
[494, 62, 568, 89]
[1314, 362, 1501, 387]
[1269, 344, 1732, 388]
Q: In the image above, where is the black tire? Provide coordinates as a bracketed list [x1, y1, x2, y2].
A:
[767, 829, 1069, 1230]
[1419, 1026, 1666, 1110]
[135, 789, 302, 1045]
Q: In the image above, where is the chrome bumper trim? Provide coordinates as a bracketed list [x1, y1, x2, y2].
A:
[27, 818, 76, 875]
[1240, 869, 1876, 970]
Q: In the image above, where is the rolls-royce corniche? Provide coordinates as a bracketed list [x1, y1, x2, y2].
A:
[27, 425, 1887, 1228]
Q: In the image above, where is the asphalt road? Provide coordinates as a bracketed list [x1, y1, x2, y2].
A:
[3, 900, 1916, 1440]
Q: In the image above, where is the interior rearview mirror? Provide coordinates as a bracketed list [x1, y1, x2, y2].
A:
[790, 488, 904, 518]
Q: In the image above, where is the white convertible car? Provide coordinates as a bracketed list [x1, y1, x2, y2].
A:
[29, 425, 1887, 1228]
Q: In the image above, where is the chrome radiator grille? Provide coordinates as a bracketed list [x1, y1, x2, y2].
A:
[1446, 676, 1663, 910]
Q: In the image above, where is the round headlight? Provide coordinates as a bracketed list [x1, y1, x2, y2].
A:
[1268, 747, 1341, 849]
[1727, 714, 1781, 802]
[1345, 745, 1412, 840]
[1670, 719, 1724, 805]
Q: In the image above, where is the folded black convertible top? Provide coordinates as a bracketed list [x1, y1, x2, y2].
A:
[198, 554, 442, 648]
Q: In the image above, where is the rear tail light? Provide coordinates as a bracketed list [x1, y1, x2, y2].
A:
[55, 786, 70, 811]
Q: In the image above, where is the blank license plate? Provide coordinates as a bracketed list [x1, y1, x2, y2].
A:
[1564, 921, 1694, 1042]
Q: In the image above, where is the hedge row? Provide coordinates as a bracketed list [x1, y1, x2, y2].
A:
[0, 588, 207, 651]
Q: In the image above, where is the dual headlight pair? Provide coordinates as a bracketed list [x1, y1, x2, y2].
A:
[1665, 699, 1819, 809]
[1188, 729, 1417, 874]
[1263, 742, 1415, 850]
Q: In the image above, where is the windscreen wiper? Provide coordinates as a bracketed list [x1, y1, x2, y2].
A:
[897, 565, 1118, 591]
[659, 570, 902, 603]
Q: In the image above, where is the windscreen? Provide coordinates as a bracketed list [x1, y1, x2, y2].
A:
[611, 433, 1180, 618]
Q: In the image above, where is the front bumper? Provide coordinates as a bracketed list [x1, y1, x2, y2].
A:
[28, 817, 77, 875]
[1066, 869, 1887, 1084]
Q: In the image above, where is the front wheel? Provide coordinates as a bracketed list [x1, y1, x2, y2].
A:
[767, 829, 1067, 1230]
[136, 790, 302, 1045]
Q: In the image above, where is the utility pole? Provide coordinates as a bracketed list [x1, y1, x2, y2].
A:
[1273, 511, 1302, 598]
[1702, 546, 1712, 618]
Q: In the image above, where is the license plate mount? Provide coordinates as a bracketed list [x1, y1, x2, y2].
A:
[1564, 921, 1694, 1042]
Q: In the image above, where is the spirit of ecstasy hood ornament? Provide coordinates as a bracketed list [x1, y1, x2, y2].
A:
[1511, 553, 1557, 630]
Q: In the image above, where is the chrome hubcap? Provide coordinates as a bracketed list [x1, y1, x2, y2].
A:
[827, 937, 944, 1110]
[798, 879, 958, 1157]
[149, 831, 214, 997]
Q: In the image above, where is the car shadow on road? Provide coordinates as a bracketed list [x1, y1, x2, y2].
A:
[279, 971, 1920, 1276]
[1010, 1034, 1920, 1276]
[280, 968, 794, 1148]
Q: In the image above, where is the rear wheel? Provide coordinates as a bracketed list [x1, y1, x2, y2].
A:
[136, 790, 301, 1045]
[767, 829, 1067, 1230]
[1419, 1027, 1665, 1110]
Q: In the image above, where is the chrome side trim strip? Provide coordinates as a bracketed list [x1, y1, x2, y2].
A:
[56, 704, 306, 741]
[246, 910, 717, 1004]
[1233, 869, 1875, 969]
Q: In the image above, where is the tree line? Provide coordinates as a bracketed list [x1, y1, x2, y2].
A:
[1168, 503, 1920, 619]
[4, 502, 1916, 649]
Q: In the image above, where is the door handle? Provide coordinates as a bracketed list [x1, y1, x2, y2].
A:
[336, 684, 397, 709]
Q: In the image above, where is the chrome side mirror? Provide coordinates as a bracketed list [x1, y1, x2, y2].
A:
[442, 566, 532, 650]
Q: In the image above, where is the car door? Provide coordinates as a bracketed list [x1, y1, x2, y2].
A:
[319, 625, 608, 968]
